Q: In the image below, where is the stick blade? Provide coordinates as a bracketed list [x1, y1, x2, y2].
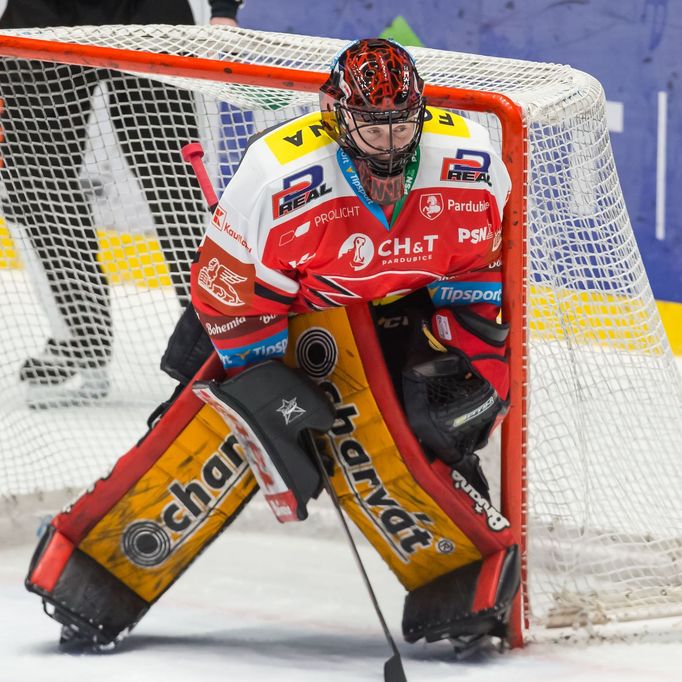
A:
[384, 653, 407, 682]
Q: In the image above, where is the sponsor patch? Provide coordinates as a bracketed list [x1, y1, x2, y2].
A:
[436, 539, 455, 554]
[265, 112, 335, 164]
[272, 164, 332, 219]
[278, 221, 311, 246]
[419, 193, 444, 220]
[451, 469, 510, 532]
[204, 314, 282, 341]
[492, 229, 502, 251]
[446, 198, 490, 213]
[440, 149, 492, 186]
[338, 233, 375, 271]
[458, 225, 494, 245]
[435, 313, 452, 341]
[218, 328, 289, 367]
[197, 258, 247, 307]
[210, 206, 252, 253]
[422, 107, 471, 137]
[336, 231, 441, 272]
[378, 233, 439, 266]
[120, 434, 249, 568]
[196, 241, 255, 311]
[277, 397, 306, 424]
[322, 379, 436, 559]
[211, 205, 227, 230]
[313, 204, 360, 227]
[428, 281, 502, 306]
[295, 327, 338, 379]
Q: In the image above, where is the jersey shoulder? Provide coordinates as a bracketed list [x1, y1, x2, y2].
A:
[245, 111, 338, 172]
[224, 112, 339, 215]
[421, 106, 495, 151]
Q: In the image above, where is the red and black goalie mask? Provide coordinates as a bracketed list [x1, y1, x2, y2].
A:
[320, 38, 426, 205]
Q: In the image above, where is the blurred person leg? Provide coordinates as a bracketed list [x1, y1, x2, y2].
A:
[0, 61, 113, 400]
[109, 73, 207, 309]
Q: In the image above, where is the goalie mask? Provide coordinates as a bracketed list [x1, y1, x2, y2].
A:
[320, 38, 426, 205]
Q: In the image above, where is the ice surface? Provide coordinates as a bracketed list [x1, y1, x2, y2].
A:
[2, 504, 682, 682]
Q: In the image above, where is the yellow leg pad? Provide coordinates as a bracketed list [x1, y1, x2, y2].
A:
[79, 404, 257, 603]
[287, 307, 489, 593]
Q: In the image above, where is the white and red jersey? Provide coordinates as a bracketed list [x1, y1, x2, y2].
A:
[191, 106, 511, 368]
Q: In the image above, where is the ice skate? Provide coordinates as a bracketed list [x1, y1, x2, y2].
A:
[20, 338, 111, 408]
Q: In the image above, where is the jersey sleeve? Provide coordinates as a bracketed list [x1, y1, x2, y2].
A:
[471, 138, 508, 321]
[191, 148, 297, 368]
[427, 122, 510, 403]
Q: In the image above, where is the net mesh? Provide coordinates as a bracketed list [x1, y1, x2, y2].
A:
[0, 24, 681, 637]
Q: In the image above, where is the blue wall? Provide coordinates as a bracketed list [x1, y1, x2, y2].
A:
[238, 0, 682, 303]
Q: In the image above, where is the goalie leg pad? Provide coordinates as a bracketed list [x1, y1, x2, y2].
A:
[402, 544, 520, 645]
[25, 352, 258, 646]
[27, 526, 149, 647]
[288, 306, 517, 597]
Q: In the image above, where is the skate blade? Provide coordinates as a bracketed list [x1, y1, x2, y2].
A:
[448, 633, 504, 660]
[58, 625, 127, 654]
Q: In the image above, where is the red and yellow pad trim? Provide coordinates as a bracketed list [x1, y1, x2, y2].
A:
[79, 404, 256, 601]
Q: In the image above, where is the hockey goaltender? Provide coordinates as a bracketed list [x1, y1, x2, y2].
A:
[25, 38, 520, 668]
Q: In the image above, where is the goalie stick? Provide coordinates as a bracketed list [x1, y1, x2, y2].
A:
[181, 142, 219, 212]
[305, 432, 408, 682]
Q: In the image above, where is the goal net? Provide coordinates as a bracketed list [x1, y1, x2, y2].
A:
[0, 24, 681, 644]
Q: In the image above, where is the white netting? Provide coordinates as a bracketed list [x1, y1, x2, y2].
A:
[0, 25, 680, 638]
